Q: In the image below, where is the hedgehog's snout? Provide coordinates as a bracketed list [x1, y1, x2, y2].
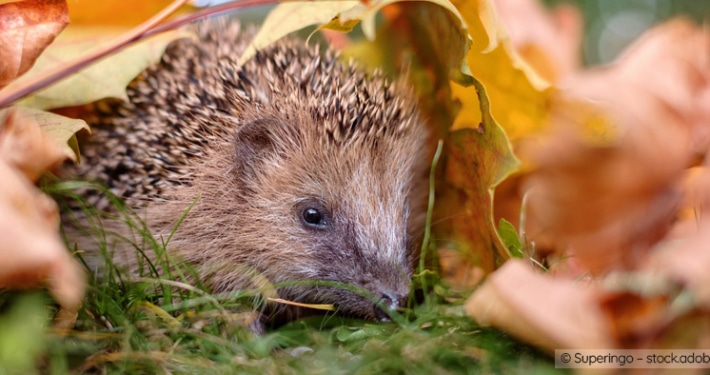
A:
[373, 293, 408, 322]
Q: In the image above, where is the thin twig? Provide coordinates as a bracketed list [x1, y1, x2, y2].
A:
[0, 0, 190, 106]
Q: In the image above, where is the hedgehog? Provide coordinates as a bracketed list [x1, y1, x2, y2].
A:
[66, 20, 429, 327]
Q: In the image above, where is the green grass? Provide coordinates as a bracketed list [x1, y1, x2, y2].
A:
[0, 173, 560, 375]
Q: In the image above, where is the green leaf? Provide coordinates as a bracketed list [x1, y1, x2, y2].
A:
[333, 326, 385, 342]
[498, 218, 523, 258]
[0, 294, 48, 374]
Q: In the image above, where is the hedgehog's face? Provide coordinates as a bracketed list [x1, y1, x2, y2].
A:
[231, 113, 428, 321]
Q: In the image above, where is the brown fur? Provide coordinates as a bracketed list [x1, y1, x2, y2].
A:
[67, 20, 429, 324]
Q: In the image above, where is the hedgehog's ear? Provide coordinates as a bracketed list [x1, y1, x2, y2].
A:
[233, 117, 300, 177]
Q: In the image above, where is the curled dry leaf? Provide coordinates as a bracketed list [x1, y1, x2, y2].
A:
[441, 80, 519, 278]
[0, 108, 65, 180]
[0, 0, 69, 87]
[465, 260, 613, 352]
[0, 108, 85, 309]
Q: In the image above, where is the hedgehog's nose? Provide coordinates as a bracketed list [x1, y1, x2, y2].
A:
[373, 293, 408, 321]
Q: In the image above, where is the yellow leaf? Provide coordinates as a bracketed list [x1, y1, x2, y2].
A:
[0, 28, 192, 109]
[450, 0, 551, 141]
[240, 1, 360, 64]
[241, 0, 467, 65]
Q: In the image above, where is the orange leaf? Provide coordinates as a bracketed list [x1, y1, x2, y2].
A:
[0, 0, 68, 87]
[492, 0, 582, 83]
[439, 80, 519, 277]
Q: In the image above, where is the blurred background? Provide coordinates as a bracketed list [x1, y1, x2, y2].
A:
[546, 0, 710, 64]
[194, 0, 710, 65]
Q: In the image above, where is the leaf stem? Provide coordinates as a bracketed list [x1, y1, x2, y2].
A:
[418, 139, 444, 302]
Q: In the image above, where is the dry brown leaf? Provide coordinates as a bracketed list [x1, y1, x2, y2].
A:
[0, 0, 68, 87]
[595, 161, 710, 348]
[518, 18, 709, 273]
[465, 260, 613, 352]
[0, 108, 66, 180]
[646, 221, 710, 309]
[0, 108, 85, 309]
[598, 291, 672, 348]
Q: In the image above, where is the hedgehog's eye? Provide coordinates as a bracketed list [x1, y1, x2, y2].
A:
[303, 208, 323, 225]
[297, 201, 330, 230]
